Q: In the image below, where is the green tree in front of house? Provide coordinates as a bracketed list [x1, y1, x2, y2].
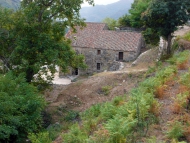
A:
[0, 73, 45, 142]
[142, 0, 190, 54]
[0, 0, 94, 83]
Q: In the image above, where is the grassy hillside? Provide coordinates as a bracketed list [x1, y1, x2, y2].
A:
[0, 0, 20, 10]
[59, 50, 190, 143]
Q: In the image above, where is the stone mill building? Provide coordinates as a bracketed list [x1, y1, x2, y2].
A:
[66, 22, 144, 75]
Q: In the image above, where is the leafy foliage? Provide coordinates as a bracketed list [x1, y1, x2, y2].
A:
[0, 0, 94, 83]
[118, 14, 131, 27]
[182, 32, 190, 42]
[142, 0, 190, 54]
[0, 72, 45, 142]
[129, 0, 151, 28]
[28, 132, 52, 143]
[102, 17, 118, 30]
[62, 124, 88, 143]
[167, 121, 184, 140]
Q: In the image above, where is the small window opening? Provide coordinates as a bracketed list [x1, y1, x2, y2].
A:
[97, 50, 101, 55]
[97, 63, 101, 70]
[119, 52, 123, 61]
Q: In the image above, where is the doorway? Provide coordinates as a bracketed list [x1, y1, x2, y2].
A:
[119, 52, 123, 61]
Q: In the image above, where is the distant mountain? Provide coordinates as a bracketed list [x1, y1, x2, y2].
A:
[80, 0, 134, 22]
[0, 0, 20, 10]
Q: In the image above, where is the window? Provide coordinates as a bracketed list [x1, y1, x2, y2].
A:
[97, 63, 101, 70]
[119, 52, 123, 60]
[97, 50, 101, 55]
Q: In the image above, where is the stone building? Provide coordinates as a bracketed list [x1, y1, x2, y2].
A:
[66, 22, 144, 75]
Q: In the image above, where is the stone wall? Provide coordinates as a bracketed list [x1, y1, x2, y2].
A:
[74, 44, 141, 75]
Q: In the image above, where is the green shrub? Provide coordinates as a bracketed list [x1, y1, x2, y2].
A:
[81, 103, 101, 120]
[167, 121, 184, 140]
[167, 51, 190, 65]
[105, 115, 137, 143]
[0, 73, 45, 142]
[182, 32, 190, 41]
[62, 124, 88, 143]
[174, 92, 189, 108]
[100, 102, 117, 120]
[101, 85, 112, 95]
[180, 70, 190, 88]
[28, 132, 52, 143]
[47, 123, 62, 140]
[64, 110, 79, 121]
[112, 96, 125, 106]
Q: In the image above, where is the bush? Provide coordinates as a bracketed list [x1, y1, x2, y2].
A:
[64, 110, 79, 121]
[167, 121, 184, 140]
[182, 32, 190, 41]
[101, 85, 112, 95]
[28, 132, 52, 143]
[47, 123, 62, 140]
[0, 72, 45, 142]
[62, 124, 88, 143]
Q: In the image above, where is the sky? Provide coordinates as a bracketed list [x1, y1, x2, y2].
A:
[82, 0, 120, 7]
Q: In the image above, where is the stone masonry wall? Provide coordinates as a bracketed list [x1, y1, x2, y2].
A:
[74, 46, 141, 75]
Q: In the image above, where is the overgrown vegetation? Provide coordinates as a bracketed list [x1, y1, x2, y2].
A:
[182, 32, 190, 42]
[61, 51, 190, 143]
[0, 73, 45, 142]
[0, 0, 94, 142]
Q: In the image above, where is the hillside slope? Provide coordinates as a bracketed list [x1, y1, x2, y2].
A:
[80, 0, 134, 22]
[0, 0, 20, 10]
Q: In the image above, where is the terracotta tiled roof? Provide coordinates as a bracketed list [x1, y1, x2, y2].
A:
[66, 22, 142, 52]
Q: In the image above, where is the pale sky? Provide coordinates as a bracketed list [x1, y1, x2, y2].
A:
[82, 0, 120, 7]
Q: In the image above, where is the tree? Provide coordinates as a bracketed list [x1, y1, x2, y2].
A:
[142, 0, 190, 54]
[102, 17, 118, 30]
[0, 72, 45, 142]
[129, 0, 151, 28]
[0, 0, 94, 83]
[118, 14, 131, 27]
[0, 8, 16, 72]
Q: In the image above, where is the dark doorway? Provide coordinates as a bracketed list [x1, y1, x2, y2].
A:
[72, 68, 78, 75]
[97, 63, 101, 70]
[119, 52, 123, 61]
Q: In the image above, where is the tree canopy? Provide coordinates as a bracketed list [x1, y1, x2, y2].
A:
[102, 17, 118, 30]
[142, 0, 190, 54]
[129, 0, 151, 28]
[118, 14, 131, 27]
[0, 73, 45, 142]
[0, 0, 94, 83]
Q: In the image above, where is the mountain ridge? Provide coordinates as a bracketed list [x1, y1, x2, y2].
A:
[0, 0, 20, 10]
[80, 0, 134, 22]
